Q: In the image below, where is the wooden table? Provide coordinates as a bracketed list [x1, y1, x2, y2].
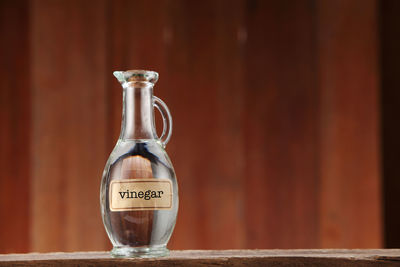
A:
[0, 249, 399, 266]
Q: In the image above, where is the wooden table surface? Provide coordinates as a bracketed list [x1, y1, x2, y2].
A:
[0, 249, 399, 266]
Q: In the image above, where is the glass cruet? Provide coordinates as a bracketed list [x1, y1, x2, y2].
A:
[100, 70, 178, 258]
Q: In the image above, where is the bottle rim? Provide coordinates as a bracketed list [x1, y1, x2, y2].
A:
[113, 70, 159, 85]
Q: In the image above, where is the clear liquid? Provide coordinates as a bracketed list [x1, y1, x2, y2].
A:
[100, 139, 178, 257]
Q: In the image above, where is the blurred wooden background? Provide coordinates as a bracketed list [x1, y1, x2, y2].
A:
[2, 0, 399, 253]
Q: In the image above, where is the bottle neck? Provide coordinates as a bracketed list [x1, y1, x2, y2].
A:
[120, 83, 156, 140]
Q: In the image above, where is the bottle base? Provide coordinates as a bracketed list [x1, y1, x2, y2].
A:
[111, 246, 169, 258]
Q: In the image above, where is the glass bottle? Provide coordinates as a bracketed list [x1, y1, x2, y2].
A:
[100, 70, 178, 258]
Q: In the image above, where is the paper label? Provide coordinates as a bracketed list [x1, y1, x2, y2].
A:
[109, 179, 172, 211]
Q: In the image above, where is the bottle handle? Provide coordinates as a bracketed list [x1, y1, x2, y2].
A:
[153, 96, 172, 147]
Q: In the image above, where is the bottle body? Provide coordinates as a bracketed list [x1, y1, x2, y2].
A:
[100, 70, 178, 257]
[101, 139, 178, 257]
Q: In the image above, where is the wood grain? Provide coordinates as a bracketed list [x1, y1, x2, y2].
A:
[244, 0, 319, 248]
[160, 0, 204, 249]
[207, 0, 247, 249]
[0, 0, 385, 252]
[0, 250, 399, 266]
[30, 0, 109, 251]
[316, 0, 382, 248]
[0, 0, 30, 253]
[380, 0, 400, 248]
[160, 0, 248, 249]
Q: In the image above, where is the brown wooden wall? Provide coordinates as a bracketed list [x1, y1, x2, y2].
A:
[0, 0, 382, 253]
[381, 0, 400, 249]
